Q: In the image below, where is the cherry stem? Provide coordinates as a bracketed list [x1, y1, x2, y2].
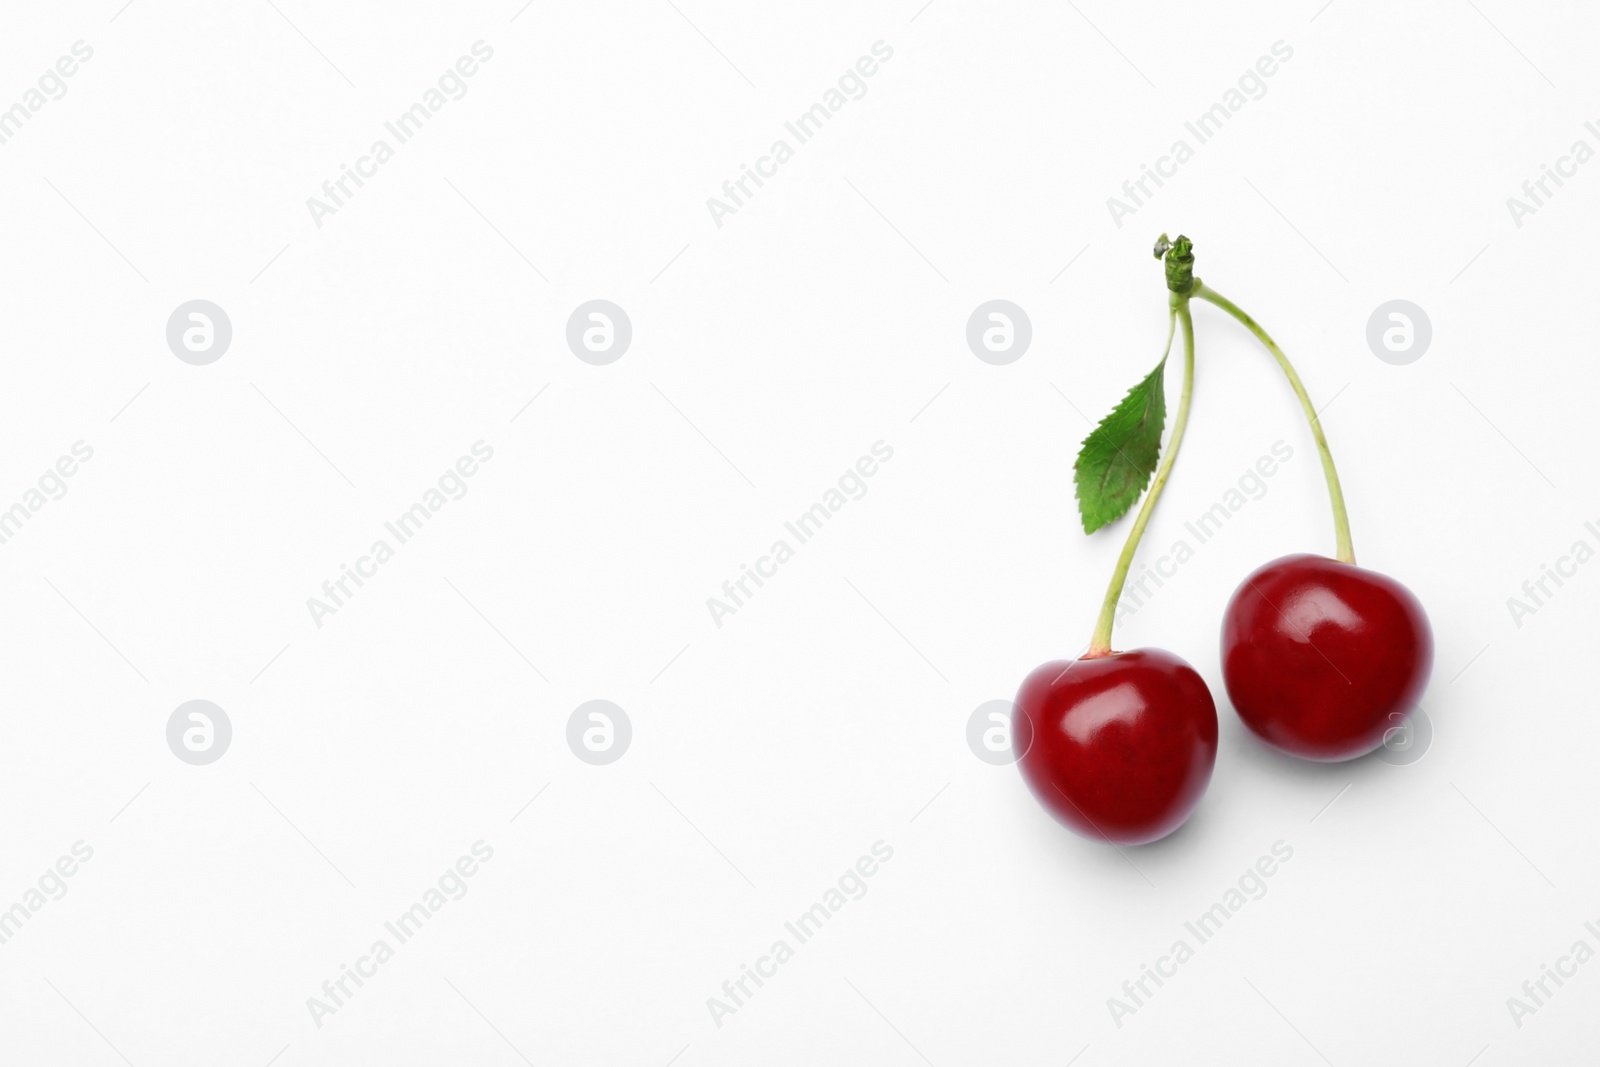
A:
[1088, 297, 1195, 656]
[1192, 282, 1356, 564]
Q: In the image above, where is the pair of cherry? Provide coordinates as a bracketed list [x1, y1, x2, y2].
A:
[1012, 237, 1434, 845]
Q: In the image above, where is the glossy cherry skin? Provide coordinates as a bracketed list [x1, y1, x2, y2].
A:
[1221, 554, 1433, 761]
[1013, 648, 1218, 845]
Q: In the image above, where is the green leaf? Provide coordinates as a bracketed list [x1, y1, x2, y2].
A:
[1073, 359, 1168, 533]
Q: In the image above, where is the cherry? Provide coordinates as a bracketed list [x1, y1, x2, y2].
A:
[1191, 279, 1435, 763]
[1014, 240, 1218, 845]
[1221, 554, 1433, 761]
[1014, 649, 1217, 844]
[1010, 233, 1440, 847]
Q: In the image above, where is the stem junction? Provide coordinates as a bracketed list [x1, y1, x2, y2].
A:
[1084, 235, 1355, 658]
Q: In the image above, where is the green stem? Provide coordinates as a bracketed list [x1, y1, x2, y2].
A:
[1193, 282, 1355, 564]
[1088, 298, 1195, 656]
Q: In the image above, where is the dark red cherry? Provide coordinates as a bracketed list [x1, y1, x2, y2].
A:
[1221, 553, 1433, 761]
[1013, 648, 1218, 845]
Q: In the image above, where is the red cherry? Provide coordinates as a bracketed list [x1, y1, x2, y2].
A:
[1221, 553, 1433, 761]
[1013, 649, 1218, 845]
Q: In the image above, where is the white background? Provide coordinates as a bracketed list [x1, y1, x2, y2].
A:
[0, 0, 1595, 1063]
